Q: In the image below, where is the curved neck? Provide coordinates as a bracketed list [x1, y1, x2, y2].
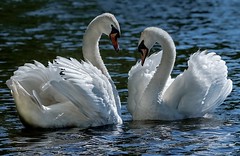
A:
[82, 21, 110, 79]
[143, 30, 176, 104]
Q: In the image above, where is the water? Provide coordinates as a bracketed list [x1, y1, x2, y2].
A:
[0, 0, 239, 155]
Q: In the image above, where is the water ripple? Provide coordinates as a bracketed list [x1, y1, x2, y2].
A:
[0, 0, 239, 155]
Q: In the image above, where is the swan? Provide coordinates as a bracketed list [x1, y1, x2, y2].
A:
[128, 27, 232, 120]
[6, 13, 122, 128]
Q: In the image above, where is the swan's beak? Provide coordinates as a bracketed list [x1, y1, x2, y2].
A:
[138, 40, 149, 66]
[140, 48, 148, 66]
[110, 25, 120, 52]
[110, 33, 120, 52]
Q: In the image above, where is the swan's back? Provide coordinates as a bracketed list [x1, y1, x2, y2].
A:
[163, 50, 232, 118]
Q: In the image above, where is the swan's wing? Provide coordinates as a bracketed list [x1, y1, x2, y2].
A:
[6, 61, 86, 128]
[51, 57, 122, 125]
[163, 50, 232, 118]
[6, 61, 68, 106]
[128, 51, 166, 114]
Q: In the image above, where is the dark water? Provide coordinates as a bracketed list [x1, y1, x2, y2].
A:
[0, 0, 239, 155]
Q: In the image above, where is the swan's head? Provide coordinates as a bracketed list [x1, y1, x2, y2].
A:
[92, 13, 121, 52]
[138, 27, 170, 66]
[138, 27, 157, 66]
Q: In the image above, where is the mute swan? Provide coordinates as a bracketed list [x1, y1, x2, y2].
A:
[6, 13, 122, 128]
[128, 27, 232, 120]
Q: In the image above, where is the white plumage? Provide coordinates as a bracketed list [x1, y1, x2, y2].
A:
[128, 27, 232, 120]
[6, 13, 122, 128]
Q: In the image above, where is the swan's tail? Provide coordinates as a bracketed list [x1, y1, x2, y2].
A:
[6, 61, 74, 128]
[6, 79, 47, 128]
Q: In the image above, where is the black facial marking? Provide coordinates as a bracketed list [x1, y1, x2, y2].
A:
[110, 25, 120, 38]
[138, 40, 147, 54]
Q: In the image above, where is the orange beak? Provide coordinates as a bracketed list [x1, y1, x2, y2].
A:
[110, 33, 119, 52]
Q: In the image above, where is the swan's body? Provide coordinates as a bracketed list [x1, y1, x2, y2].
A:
[128, 27, 232, 120]
[6, 13, 122, 128]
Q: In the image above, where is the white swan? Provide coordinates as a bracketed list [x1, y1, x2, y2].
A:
[6, 13, 122, 128]
[128, 27, 232, 120]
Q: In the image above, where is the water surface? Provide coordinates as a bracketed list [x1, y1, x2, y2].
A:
[0, 0, 239, 155]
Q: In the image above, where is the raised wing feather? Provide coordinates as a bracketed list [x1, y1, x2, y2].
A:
[7, 61, 68, 106]
[51, 57, 122, 125]
[163, 50, 232, 118]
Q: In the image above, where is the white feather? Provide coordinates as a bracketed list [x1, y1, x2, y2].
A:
[128, 27, 232, 120]
[6, 13, 122, 128]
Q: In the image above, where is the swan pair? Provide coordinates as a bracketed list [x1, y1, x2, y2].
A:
[7, 13, 232, 128]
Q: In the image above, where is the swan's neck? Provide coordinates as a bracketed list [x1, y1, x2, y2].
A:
[82, 23, 110, 79]
[142, 30, 176, 105]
